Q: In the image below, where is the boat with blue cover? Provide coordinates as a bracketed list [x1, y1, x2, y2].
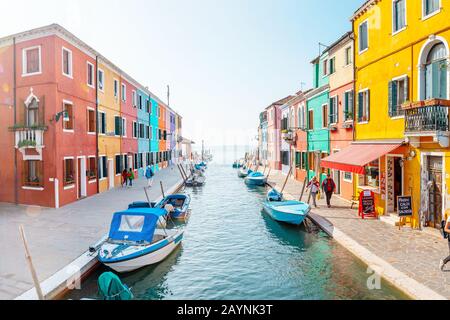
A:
[98, 207, 184, 273]
[238, 167, 252, 178]
[244, 172, 267, 186]
[156, 194, 191, 221]
[262, 189, 310, 226]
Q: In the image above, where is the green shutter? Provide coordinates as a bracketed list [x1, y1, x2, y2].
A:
[388, 81, 397, 116]
[432, 61, 441, 98]
[366, 90, 370, 121]
[439, 61, 447, 99]
[358, 92, 363, 121]
[335, 96, 339, 123]
[115, 116, 120, 135]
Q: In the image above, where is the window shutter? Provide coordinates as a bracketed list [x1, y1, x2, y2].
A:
[388, 81, 397, 116]
[358, 92, 363, 121]
[366, 90, 370, 121]
[432, 61, 441, 98]
[439, 61, 447, 99]
[404, 76, 409, 103]
[335, 96, 339, 123]
[115, 116, 120, 135]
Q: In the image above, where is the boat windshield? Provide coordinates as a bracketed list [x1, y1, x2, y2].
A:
[119, 215, 145, 233]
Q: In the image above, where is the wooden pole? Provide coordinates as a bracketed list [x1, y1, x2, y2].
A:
[262, 165, 267, 175]
[144, 187, 151, 204]
[160, 181, 165, 199]
[299, 176, 307, 202]
[177, 164, 187, 182]
[19, 225, 44, 300]
[267, 168, 272, 178]
[281, 166, 293, 194]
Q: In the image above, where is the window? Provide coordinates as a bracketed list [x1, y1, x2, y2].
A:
[134, 153, 138, 169]
[121, 83, 126, 101]
[121, 118, 126, 137]
[163, 130, 167, 140]
[139, 153, 143, 168]
[98, 111, 106, 134]
[389, 77, 408, 117]
[298, 105, 305, 129]
[344, 172, 352, 182]
[139, 94, 143, 110]
[359, 21, 369, 53]
[146, 153, 151, 166]
[63, 102, 74, 131]
[63, 158, 75, 186]
[87, 62, 94, 87]
[98, 156, 107, 179]
[23, 46, 41, 75]
[345, 46, 352, 65]
[23, 160, 43, 187]
[424, 43, 448, 100]
[139, 123, 145, 138]
[308, 110, 314, 130]
[323, 59, 328, 76]
[114, 79, 119, 98]
[344, 90, 354, 121]
[133, 121, 138, 138]
[423, 0, 440, 18]
[132, 91, 137, 108]
[322, 104, 328, 128]
[62, 47, 73, 78]
[393, 0, 406, 33]
[159, 129, 162, 140]
[158, 107, 161, 118]
[115, 116, 125, 136]
[329, 97, 338, 124]
[146, 100, 150, 113]
[358, 159, 380, 189]
[357, 90, 370, 123]
[329, 57, 336, 74]
[87, 108, 96, 133]
[146, 125, 150, 139]
[149, 126, 153, 139]
[115, 155, 122, 175]
[87, 157, 97, 181]
[123, 155, 129, 171]
[97, 69, 105, 91]
[281, 117, 288, 131]
[26, 97, 39, 126]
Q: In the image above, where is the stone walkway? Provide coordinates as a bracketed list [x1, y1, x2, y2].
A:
[0, 166, 184, 300]
[265, 169, 450, 300]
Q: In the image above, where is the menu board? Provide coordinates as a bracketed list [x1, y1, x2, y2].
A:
[397, 196, 413, 217]
[361, 191, 375, 214]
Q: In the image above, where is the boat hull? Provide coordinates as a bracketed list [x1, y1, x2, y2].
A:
[100, 231, 184, 273]
[244, 176, 267, 186]
[263, 202, 309, 226]
[237, 170, 248, 178]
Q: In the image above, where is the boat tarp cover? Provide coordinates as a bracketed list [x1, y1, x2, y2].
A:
[248, 172, 264, 178]
[98, 272, 133, 300]
[108, 208, 167, 243]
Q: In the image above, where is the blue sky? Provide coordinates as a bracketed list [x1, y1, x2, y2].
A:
[0, 0, 363, 147]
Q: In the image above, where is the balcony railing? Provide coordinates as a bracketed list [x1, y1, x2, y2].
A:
[403, 99, 450, 133]
[15, 128, 45, 148]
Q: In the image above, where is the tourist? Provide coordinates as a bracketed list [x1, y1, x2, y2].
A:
[121, 169, 128, 188]
[322, 174, 336, 208]
[306, 176, 320, 208]
[145, 163, 154, 187]
[439, 214, 450, 271]
[128, 168, 135, 187]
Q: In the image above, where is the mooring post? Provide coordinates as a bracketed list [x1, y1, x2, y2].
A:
[281, 166, 293, 194]
[160, 181, 165, 199]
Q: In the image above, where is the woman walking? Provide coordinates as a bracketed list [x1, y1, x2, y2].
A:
[121, 169, 128, 188]
[128, 168, 135, 187]
[306, 176, 320, 208]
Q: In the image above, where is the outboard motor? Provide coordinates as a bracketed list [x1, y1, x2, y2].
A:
[267, 189, 283, 202]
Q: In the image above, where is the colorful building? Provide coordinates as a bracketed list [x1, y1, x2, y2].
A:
[158, 102, 167, 168]
[150, 97, 160, 170]
[136, 88, 150, 176]
[0, 24, 184, 208]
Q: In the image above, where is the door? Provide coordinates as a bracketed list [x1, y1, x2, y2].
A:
[393, 157, 403, 212]
[108, 159, 114, 190]
[427, 156, 443, 229]
[77, 157, 87, 199]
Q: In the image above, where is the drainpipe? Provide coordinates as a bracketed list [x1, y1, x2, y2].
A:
[95, 55, 99, 194]
[13, 37, 18, 205]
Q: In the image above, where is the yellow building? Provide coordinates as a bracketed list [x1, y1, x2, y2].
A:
[97, 59, 122, 192]
[351, 0, 450, 229]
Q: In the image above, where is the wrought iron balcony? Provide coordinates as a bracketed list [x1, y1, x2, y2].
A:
[402, 99, 450, 147]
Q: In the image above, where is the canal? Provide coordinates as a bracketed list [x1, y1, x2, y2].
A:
[66, 163, 409, 300]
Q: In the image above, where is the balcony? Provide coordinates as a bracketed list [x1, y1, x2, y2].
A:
[12, 126, 47, 160]
[282, 130, 296, 145]
[402, 99, 450, 148]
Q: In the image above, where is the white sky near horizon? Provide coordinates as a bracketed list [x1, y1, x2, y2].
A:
[0, 0, 362, 148]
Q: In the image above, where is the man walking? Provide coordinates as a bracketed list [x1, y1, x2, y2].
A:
[322, 174, 336, 208]
[145, 163, 154, 187]
[128, 168, 135, 187]
[439, 214, 450, 271]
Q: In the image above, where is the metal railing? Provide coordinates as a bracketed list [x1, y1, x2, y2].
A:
[404, 104, 449, 133]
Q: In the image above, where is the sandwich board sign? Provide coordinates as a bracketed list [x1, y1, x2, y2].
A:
[359, 190, 377, 219]
[397, 196, 413, 230]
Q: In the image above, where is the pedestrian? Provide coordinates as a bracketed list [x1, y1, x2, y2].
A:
[439, 213, 450, 271]
[322, 173, 336, 208]
[145, 163, 154, 187]
[306, 176, 320, 208]
[128, 168, 135, 187]
[121, 169, 128, 188]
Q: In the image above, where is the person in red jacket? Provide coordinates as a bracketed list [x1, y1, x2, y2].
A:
[322, 174, 336, 208]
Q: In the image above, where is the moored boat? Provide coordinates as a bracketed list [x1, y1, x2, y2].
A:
[98, 208, 184, 273]
[237, 167, 252, 178]
[263, 189, 310, 226]
[244, 172, 267, 186]
[156, 194, 191, 221]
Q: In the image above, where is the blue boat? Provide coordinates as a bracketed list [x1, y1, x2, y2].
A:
[232, 162, 242, 169]
[244, 172, 267, 186]
[263, 189, 310, 226]
[156, 194, 191, 221]
[98, 208, 184, 273]
[237, 167, 252, 178]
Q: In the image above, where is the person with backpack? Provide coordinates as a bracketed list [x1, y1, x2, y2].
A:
[145, 163, 154, 187]
[127, 168, 135, 187]
[439, 214, 450, 271]
[322, 173, 336, 208]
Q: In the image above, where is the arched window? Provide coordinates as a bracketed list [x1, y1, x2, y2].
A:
[424, 43, 448, 99]
[24, 89, 40, 127]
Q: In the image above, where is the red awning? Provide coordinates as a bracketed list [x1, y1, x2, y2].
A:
[321, 143, 402, 174]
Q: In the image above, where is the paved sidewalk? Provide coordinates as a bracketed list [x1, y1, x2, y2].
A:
[0, 166, 183, 300]
[265, 169, 450, 300]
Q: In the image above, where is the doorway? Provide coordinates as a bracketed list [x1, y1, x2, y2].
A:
[332, 149, 341, 194]
[386, 155, 404, 214]
[427, 156, 443, 229]
[393, 157, 403, 211]
[108, 159, 114, 190]
[77, 157, 87, 199]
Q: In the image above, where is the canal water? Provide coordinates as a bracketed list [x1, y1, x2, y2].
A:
[66, 163, 408, 300]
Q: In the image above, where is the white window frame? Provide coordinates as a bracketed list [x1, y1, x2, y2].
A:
[97, 68, 105, 92]
[345, 46, 353, 66]
[87, 107, 96, 135]
[122, 118, 127, 137]
[98, 155, 107, 181]
[61, 47, 73, 79]
[322, 59, 328, 77]
[87, 62, 95, 88]
[113, 79, 119, 99]
[22, 46, 42, 77]
[62, 99, 74, 133]
[358, 20, 369, 54]
[121, 83, 127, 102]
[390, 74, 409, 119]
[63, 156, 75, 190]
[132, 121, 138, 139]
[132, 90, 137, 108]
[422, 0, 441, 20]
[87, 156, 97, 183]
[322, 103, 329, 128]
[358, 88, 370, 124]
[392, 0, 407, 36]
[343, 89, 354, 122]
[343, 172, 353, 183]
[329, 95, 338, 125]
